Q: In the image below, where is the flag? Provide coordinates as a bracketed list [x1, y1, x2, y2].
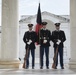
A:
[35, 3, 42, 35]
[35, 3, 43, 44]
[36, 3, 42, 25]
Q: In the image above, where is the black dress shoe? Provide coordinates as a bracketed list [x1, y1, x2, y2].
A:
[40, 66, 43, 69]
[32, 67, 34, 69]
[25, 66, 29, 69]
[46, 66, 49, 69]
[54, 67, 57, 69]
[61, 66, 64, 69]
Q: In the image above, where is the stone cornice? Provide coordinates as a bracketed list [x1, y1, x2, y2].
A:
[19, 11, 70, 23]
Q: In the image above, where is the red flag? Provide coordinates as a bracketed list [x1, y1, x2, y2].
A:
[35, 3, 43, 44]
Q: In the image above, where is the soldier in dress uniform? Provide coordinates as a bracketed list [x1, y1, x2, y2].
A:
[23, 24, 37, 69]
[52, 23, 66, 69]
[39, 22, 51, 69]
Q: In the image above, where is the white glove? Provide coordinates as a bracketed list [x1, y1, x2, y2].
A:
[27, 40, 32, 45]
[43, 39, 47, 43]
[56, 40, 61, 45]
[44, 37, 46, 39]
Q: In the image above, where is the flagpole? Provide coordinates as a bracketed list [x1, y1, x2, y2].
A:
[36, 1, 42, 68]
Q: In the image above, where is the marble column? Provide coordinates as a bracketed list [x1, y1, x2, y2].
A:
[0, 0, 20, 68]
[69, 0, 76, 68]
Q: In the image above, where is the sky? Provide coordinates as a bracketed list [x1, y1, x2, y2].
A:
[0, 0, 70, 25]
[19, 0, 70, 16]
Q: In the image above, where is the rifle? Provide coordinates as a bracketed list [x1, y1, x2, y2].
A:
[52, 46, 58, 68]
[23, 46, 29, 68]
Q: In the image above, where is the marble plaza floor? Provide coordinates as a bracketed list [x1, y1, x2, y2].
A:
[0, 64, 76, 75]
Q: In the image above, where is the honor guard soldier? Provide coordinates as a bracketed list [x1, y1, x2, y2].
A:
[23, 24, 37, 69]
[39, 22, 51, 69]
[52, 23, 66, 69]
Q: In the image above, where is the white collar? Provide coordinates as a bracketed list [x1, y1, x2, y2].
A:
[29, 30, 32, 32]
[56, 30, 60, 32]
[42, 28, 47, 30]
